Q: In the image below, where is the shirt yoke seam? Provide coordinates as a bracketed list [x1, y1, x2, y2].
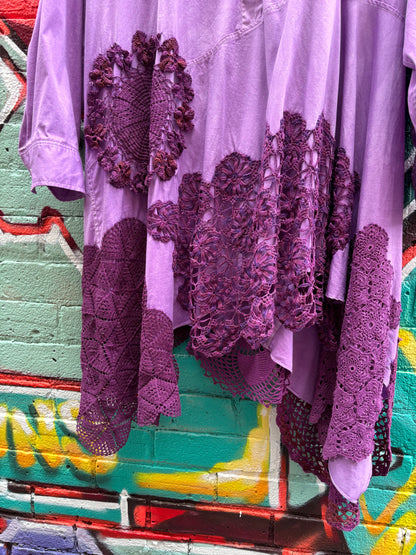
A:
[365, 0, 404, 21]
[187, 1, 288, 67]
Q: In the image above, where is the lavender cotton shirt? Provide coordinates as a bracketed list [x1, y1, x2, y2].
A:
[19, 0, 415, 531]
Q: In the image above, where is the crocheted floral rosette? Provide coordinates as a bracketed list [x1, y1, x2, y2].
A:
[85, 31, 194, 192]
[146, 113, 359, 357]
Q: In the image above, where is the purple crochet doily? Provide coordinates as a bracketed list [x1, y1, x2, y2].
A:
[77, 218, 180, 455]
[85, 32, 194, 192]
[146, 112, 358, 357]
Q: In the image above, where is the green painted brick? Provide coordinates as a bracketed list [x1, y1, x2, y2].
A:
[111, 427, 155, 463]
[0, 300, 58, 342]
[401, 279, 416, 327]
[159, 394, 238, 435]
[369, 453, 415, 491]
[0, 261, 81, 305]
[0, 340, 81, 378]
[0, 124, 26, 171]
[112, 462, 217, 503]
[393, 372, 416, 413]
[95, 459, 161, 496]
[160, 394, 258, 437]
[362, 486, 416, 526]
[154, 430, 246, 469]
[391, 413, 416, 456]
[57, 306, 81, 344]
[0, 215, 84, 264]
[0, 169, 84, 217]
[175, 343, 233, 398]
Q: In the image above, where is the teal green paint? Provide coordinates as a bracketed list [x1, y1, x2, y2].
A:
[154, 430, 248, 468]
[393, 371, 416, 413]
[160, 394, 240, 435]
[0, 35, 27, 73]
[0, 262, 81, 305]
[0, 300, 58, 342]
[370, 452, 415, 491]
[57, 306, 82, 345]
[401, 279, 416, 328]
[0, 340, 81, 377]
[398, 347, 415, 374]
[0, 125, 26, 172]
[116, 427, 155, 462]
[97, 461, 215, 504]
[175, 343, 233, 398]
[0, 169, 83, 216]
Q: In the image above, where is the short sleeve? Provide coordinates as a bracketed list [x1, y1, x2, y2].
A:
[405, 0, 416, 129]
[19, 0, 85, 201]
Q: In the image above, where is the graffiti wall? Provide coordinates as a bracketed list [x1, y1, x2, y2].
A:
[0, 2, 415, 554]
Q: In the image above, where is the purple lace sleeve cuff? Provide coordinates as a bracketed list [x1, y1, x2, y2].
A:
[19, 140, 85, 201]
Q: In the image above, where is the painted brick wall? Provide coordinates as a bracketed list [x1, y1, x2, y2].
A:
[0, 2, 416, 555]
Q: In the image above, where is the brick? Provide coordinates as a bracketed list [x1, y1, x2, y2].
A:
[362, 486, 416, 526]
[273, 514, 348, 553]
[0, 261, 81, 304]
[393, 372, 416, 413]
[132, 463, 217, 502]
[0, 300, 58, 342]
[111, 427, 155, 463]
[57, 306, 81, 345]
[160, 394, 239, 435]
[0, 169, 84, 216]
[0, 215, 84, 264]
[0, 0, 39, 18]
[216, 471, 270, 506]
[150, 498, 272, 546]
[369, 453, 415, 491]
[0, 125, 26, 172]
[401, 280, 416, 327]
[154, 431, 247, 469]
[0, 340, 81, 379]
[175, 343, 233, 398]
[391, 413, 416, 455]
[9, 524, 76, 552]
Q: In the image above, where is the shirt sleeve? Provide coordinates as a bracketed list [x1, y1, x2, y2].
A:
[405, 0, 416, 129]
[19, 0, 85, 201]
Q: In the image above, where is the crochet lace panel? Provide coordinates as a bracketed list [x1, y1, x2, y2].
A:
[322, 225, 397, 462]
[193, 341, 289, 407]
[77, 218, 180, 456]
[85, 32, 194, 193]
[147, 113, 358, 357]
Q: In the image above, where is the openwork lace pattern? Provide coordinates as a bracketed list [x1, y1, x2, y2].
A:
[326, 484, 360, 531]
[193, 341, 289, 406]
[168, 113, 358, 357]
[77, 218, 147, 455]
[323, 225, 396, 462]
[137, 287, 181, 426]
[147, 200, 179, 243]
[77, 219, 180, 455]
[85, 32, 194, 192]
[271, 224, 400, 531]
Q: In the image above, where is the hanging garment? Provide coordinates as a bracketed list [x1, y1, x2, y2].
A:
[20, 0, 415, 530]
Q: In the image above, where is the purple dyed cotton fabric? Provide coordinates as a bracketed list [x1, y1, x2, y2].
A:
[19, 0, 413, 531]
